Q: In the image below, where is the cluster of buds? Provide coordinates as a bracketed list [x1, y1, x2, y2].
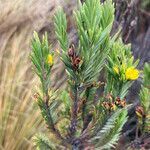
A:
[92, 81, 105, 88]
[115, 97, 126, 108]
[68, 45, 81, 70]
[102, 101, 116, 111]
[136, 106, 145, 118]
[102, 96, 126, 111]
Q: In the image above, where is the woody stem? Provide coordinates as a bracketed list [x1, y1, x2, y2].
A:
[70, 84, 78, 136]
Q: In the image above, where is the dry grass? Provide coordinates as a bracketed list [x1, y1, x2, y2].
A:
[0, 31, 43, 149]
[0, 0, 59, 149]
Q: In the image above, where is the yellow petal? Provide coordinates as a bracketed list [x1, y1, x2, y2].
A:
[125, 67, 139, 80]
[47, 54, 53, 66]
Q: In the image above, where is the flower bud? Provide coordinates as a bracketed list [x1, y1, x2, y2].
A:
[68, 45, 75, 58]
[115, 97, 126, 108]
[136, 106, 144, 118]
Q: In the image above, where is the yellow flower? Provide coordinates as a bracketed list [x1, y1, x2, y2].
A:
[47, 54, 53, 66]
[113, 66, 119, 74]
[125, 67, 139, 80]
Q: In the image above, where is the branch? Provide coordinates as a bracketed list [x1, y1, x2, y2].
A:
[70, 85, 79, 136]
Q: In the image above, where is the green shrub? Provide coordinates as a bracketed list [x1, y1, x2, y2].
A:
[31, 0, 142, 149]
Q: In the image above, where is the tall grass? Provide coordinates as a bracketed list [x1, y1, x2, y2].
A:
[0, 0, 58, 149]
[0, 33, 44, 149]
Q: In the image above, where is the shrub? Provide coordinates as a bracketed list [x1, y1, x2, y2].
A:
[31, 0, 142, 149]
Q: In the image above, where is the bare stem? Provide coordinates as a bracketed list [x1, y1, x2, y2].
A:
[70, 85, 78, 136]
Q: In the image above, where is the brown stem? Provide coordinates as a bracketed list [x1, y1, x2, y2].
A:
[41, 62, 68, 147]
[44, 95, 68, 147]
[136, 122, 139, 139]
[70, 85, 78, 136]
[82, 87, 92, 132]
[81, 98, 87, 131]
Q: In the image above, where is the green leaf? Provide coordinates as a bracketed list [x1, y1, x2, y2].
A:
[54, 8, 68, 52]
[33, 134, 55, 150]
[91, 108, 128, 149]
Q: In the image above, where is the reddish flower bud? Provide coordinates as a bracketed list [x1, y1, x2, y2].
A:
[72, 56, 81, 70]
[136, 106, 145, 118]
[68, 47, 74, 57]
[68, 44, 75, 58]
[102, 101, 117, 111]
[110, 102, 117, 111]
[115, 97, 126, 108]
[74, 57, 81, 65]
